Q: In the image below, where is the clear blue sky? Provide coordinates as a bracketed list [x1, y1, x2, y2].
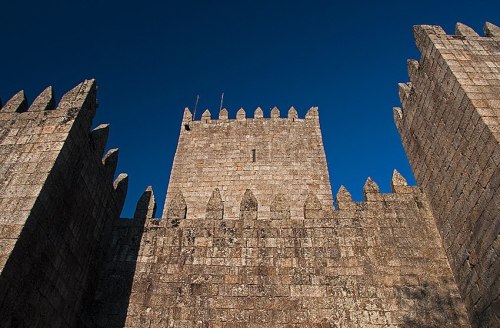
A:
[1, 1, 498, 217]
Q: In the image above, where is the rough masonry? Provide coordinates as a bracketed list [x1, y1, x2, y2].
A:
[395, 22, 500, 327]
[0, 80, 128, 326]
[0, 21, 498, 328]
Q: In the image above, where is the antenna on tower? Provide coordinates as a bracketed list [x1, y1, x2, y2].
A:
[219, 92, 224, 111]
[193, 95, 199, 120]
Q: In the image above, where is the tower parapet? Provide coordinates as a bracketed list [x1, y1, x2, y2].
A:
[181, 106, 320, 128]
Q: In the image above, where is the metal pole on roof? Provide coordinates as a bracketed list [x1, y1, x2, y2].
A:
[193, 94, 199, 120]
[219, 92, 224, 111]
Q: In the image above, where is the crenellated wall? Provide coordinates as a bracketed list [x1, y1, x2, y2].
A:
[92, 172, 469, 327]
[85, 104, 471, 327]
[395, 22, 500, 327]
[1, 21, 494, 327]
[163, 106, 334, 224]
[0, 81, 128, 327]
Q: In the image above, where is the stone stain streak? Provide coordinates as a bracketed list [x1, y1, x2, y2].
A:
[0, 21, 498, 328]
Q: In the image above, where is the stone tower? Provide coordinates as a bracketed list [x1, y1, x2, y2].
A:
[162, 106, 334, 223]
[395, 22, 500, 327]
[89, 106, 470, 327]
[0, 80, 128, 327]
[1, 21, 498, 328]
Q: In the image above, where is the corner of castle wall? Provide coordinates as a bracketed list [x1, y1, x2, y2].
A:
[395, 21, 500, 327]
[0, 80, 130, 326]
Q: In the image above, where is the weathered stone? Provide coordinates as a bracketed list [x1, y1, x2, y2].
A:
[29, 86, 55, 111]
[236, 107, 246, 121]
[219, 108, 228, 121]
[396, 22, 500, 327]
[95, 94, 469, 326]
[91, 123, 110, 157]
[103, 148, 119, 177]
[484, 21, 500, 37]
[134, 186, 156, 219]
[0, 80, 126, 327]
[288, 106, 298, 120]
[254, 107, 263, 119]
[183, 107, 192, 122]
[2, 21, 497, 328]
[207, 188, 224, 220]
[270, 106, 280, 118]
[1, 90, 28, 112]
[391, 169, 411, 193]
[336, 185, 354, 210]
[362, 177, 381, 201]
[201, 109, 211, 122]
[270, 193, 290, 220]
[455, 22, 479, 37]
[166, 190, 187, 222]
[240, 189, 258, 212]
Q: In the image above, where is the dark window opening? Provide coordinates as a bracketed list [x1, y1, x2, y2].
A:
[184, 124, 190, 131]
[252, 149, 256, 162]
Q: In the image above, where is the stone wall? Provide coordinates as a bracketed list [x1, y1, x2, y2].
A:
[93, 172, 469, 327]
[1, 21, 493, 328]
[395, 22, 500, 327]
[162, 107, 334, 222]
[0, 81, 128, 327]
[86, 105, 470, 327]
[86, 187, 156, 327]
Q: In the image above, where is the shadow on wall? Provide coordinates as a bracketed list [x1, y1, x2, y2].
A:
[0, 80, 128, 327]
[84, 218, 145, 327]
[398, 280, 469, 327]
[84, 187, 156, 327]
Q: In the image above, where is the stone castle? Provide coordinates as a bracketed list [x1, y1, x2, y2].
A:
[0, 22, 498, 327]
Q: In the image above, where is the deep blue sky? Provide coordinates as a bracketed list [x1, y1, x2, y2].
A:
[1, 1, 498, 217]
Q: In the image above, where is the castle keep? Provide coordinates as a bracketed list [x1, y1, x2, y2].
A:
[0, 22, 498, 327]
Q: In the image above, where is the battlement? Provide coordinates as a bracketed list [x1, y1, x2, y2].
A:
[2, 21, 495, 327]
[164, 103, 332, 221]
[411, 22, 499, 56]
[394, 21, 500, 137]
[0, 80, 127, 205]
[124, 170, 418, 229]
[0, 80, 128, 326]
[336, 169, 417, 208]
[1, 80, 95, 123]
[181, 106, 320, 130]
[108, 170, 420, 234]
[395, 21, 500, 327]
[91, 166, 469, 327]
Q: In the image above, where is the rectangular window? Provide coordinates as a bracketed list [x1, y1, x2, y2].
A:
[252, 149, 256, 162]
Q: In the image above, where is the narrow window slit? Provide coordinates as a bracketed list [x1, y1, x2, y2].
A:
[252, 149, 256, 162]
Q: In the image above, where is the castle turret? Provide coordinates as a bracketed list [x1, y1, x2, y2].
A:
[395, 22, 500, 327]
[161, 106, 333, 222]
[0, 80, 128, 327]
